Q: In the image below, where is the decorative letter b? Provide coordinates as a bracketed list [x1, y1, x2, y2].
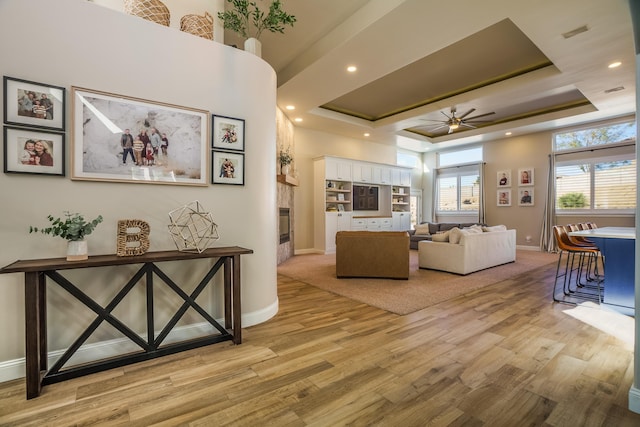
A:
[117, 219, 150, 256]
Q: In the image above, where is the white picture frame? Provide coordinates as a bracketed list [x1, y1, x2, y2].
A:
[497, 169, 511, 187]
[518, 188, 534, 206]
[518, 167, 534, 186]
[497, 189, 511, 206]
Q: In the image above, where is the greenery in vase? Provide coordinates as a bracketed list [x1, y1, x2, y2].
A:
[29, 211, 103, 241]
[279, 147, 293, 166]
[218, 0, 296, 40]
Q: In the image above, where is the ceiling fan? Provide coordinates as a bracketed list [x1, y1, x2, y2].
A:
[422, 107, 496, 134]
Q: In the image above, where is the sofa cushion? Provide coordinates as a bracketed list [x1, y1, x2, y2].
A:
[438, 223, 460, 232]
[432, 230, 451, 242]
[449, 227, 463, 244]
[483, 224, 507, 232]
[464, 224, 484, 234]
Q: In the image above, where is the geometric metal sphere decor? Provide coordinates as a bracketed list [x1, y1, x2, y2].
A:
[167, 200, 219, 253]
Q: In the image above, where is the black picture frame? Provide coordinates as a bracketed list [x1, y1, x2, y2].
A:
[212, 150, 245, 185]
[3, 76, 66, 131]
[212, 115, 245, 151]
[3, 125, 65, 176]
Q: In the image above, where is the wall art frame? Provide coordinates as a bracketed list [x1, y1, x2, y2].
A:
[212, 150, 245, 185]
[518, 167, 534, 186]
[497, 169, 511, 187]
[212, 115, 245, 151]
[497, 189, 511, 207]
[70, 87, 209, 186]
[518, 188, 534, 206]
[3, 126, 65, 176]
[3, 76, 66, 131]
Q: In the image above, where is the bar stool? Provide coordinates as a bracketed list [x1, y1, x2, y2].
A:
[552, 225, 602, 304]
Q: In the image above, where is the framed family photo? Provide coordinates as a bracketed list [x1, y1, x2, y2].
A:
[70, 87, 209, 186]
[3, 76, 66, 131]
[497, 169, 511, 187]
[3, 126, 65, 175]
[497, 189, 511, 207]
[212, 115, 245, 151]
[518, 188, 534, 206]
[518, 167, 534, 186]
[212, 150, 244, 185]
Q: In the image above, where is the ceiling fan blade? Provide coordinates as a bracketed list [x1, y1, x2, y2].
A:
[420, 118, 448, 123]
[441, 111, 453, 120]
[458, 108, 476, 119]
[427, 124, 449, 132]
[460, 123, 477, 129]
[464, 111, 496, 121]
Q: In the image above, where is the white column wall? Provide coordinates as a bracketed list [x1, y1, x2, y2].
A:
[0, 0, 278, 381]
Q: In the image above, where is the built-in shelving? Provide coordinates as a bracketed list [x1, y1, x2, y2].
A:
[325, 181, 352, 212]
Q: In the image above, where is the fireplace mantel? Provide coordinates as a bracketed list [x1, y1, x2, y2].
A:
[277, 174, 299, 186]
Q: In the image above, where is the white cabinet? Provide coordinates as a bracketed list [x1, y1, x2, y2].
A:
[353, 163, 372, 183]
[351, 217, 393, 231]
[392, 168, 411, 187]
[326, 158, 352, 181]
[324, 212, 352, 253]
[373, 166, 392, 185]
[392, 212, 411, 231]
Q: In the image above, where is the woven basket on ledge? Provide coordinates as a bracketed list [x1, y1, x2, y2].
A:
[180, 12, 214, 40]
[124, 0, 170, 27]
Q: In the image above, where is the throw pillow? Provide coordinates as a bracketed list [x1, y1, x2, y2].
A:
[448, 227, 463, 244]
[464, 224, 483, 234]
[482, 224, 507, 232]
[432, 230, 450, 242]
[414, 223, 431, 236]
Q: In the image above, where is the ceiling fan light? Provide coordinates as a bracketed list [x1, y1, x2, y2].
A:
[449, 123, 459, 130]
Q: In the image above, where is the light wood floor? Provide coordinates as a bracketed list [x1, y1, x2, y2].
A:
[1, 261, 639, 426]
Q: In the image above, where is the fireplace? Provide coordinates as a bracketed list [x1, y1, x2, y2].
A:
[279, 208, 290, 244]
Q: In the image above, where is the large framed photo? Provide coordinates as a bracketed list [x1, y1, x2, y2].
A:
[497, 169, 511, 187]
[212, 115, 245, 151]
[518, 167, 534, 186]
[497, 189, 511, 207]
[212, 150, 244, 185]
[3, 76, 65, 131]
[3, 126, 65, 175]
[71, 87, 208, 186]
[518, 188, 534, 206]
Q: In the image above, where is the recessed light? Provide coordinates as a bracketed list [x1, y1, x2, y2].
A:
[608, 61, 622, 69]
[294, 118, 303, 122]
[285, 105, 295, 110]
[505, 132, 512, 136]
[363, 133, 370, 137]
[347, 65, 357, 73]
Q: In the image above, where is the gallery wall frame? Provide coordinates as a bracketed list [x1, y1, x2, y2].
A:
[497, 169, 511, 187]
[3, 76, 66, 131]
[518, 188, 534, 206]
[212, 150, 244, 185]
[212, 115, 245, 152]
[497, 189, 511, 207]
[70, 87, 209, 186]
[518, 167, 534, 186]
[3, 126, 65, 176]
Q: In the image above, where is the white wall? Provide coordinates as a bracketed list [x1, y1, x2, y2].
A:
[0, 0, 278, 381]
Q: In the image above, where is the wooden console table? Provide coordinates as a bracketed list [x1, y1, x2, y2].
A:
[0, 246, 253, 399]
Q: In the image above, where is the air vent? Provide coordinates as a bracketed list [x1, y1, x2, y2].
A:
[562, 25, 589, 39]
[604, 86, 625, 93]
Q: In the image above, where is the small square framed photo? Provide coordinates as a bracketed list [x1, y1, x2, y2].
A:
[3, 126, 65, 175]
[3, 76, 66, 131]
[518, 188, 534, 206]
[518, 168, 534, 186]
[212, 150, 244, 185]
[497, 189, 511, 207]
[212, 115, 245, 151]
[497, 169, 511, 187]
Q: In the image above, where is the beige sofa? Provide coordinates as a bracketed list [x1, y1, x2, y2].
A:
[418, 228, 516, 275]
[336, 231, 410, 279]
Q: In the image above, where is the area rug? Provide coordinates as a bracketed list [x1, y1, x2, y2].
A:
[277, 250, 557, 315]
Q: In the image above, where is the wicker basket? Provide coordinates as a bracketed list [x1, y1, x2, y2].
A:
[124, 0, 170, 27]
[180, 12, 214, 40]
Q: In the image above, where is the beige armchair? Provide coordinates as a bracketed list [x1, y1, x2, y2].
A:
[335, 231, 410, 279]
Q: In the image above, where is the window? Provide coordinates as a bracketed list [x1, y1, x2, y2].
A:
[554, 121, 636, 213]
[436, 164, 480, 213]
[438, 146, 482, 167]
[397, 151, 420, 168]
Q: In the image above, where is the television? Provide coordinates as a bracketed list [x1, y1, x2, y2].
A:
[352, 185, 379, 211]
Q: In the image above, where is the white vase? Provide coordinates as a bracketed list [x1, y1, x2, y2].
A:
[67, 240, 88, 261]
[244, 37, 262, 57]
[281, 164, 291, 175]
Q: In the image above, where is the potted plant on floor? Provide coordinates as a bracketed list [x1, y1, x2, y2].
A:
[29, 211, 104, 261]
[217, 0, 296, 57]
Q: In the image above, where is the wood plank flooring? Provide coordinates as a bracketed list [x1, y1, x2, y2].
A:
[1, 261, 639, 426]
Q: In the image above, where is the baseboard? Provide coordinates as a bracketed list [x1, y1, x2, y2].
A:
[294, 248, 324, 255]
[516, 245, 541, 251]
[629, 386, 640, 414]
[0, 299, 279, 384]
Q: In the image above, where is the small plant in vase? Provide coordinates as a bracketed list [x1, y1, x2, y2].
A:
[218, 0, 296, 57]
[29, 212, 104, 261]
[279, 147, 293, 175]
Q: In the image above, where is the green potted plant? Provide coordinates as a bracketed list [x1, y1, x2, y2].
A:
[29, 211, 104, 261]
[279, 146, 293, 175]
[218, 0, 296, 57]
